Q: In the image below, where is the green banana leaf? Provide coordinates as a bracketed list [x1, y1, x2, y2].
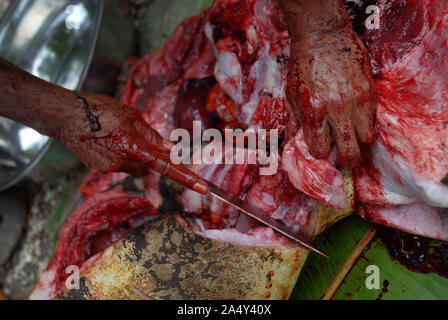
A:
[293, 215, 448, 300]
[334, 228, 448, 300]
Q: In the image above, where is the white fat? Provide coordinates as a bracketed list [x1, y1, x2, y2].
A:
[369, 204, 448, 241]
[373, 141, 448, 207]
[215, 52, 244, 104]
[241, 101, 259, 125]
[256, 46, 284, 97]
[29, 269, 57, 300]
[245, 25, 258, 55]
[182, 189, 208, 214]
[240, 46, 285, 124]
[282, 129, 346, 210]
[205, 22, 217, 55]
[194, 228, 300, 249]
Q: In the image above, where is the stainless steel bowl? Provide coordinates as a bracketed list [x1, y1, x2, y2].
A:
[0, 0, 103, 191]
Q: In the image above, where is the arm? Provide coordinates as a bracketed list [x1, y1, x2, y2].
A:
[279, 0, 376, 167]
[279, 0, 348, 37]
[0, 58, 207, 193]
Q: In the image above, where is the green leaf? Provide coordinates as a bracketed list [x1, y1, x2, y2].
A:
[138, 0, 214, 54]
[334, 238, 448, 300]
[291, 215, 372, 300]
[292, 214, 448, 300]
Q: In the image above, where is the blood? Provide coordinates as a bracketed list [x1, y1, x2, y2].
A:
[378, 227, 448, 279]
[209, 1, 255, 50]
[209, 0, 291, 132]
[40, 192, 158, 297]
[354, 0, 448, 241]
[182, 147, 259, 228]
[81, 170, 129, 199]
[175, 77, 216, 135]
[382, 280, 389, 293]
[74, 93, 102, 132]
[364, 0, 429, 74]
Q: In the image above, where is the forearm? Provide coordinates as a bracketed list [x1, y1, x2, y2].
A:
[278, 0, 350, 39]
[0, 59, 208, 190]
[0, 58, 92, 138]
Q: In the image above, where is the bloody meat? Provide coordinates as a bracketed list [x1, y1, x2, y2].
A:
[354, 0, 448, 241]
[30, 191, 158, 299]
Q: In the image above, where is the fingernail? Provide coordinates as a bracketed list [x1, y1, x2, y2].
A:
[193, 182, 208, 194]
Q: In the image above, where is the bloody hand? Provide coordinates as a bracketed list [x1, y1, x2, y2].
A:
[0, 58, 208, 194]
[63, 93, 208, 194]
[279, 0, 376, 167]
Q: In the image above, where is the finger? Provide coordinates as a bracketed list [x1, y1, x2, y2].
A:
[147, 149, 208, 194]
[353, 100, 376, 144]
[303, 119, 332, 159]
[329, 117, 361, 168]
[134, 120, 173, 154]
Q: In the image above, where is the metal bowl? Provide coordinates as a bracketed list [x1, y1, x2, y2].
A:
[0, 0, 103, 191]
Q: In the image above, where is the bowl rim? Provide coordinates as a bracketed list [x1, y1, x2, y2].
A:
[0, 0, 104, 191]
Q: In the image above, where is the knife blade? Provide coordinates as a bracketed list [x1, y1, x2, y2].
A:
[207, 181, 328, 257]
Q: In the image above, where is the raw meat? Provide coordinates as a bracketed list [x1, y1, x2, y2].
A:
[206, 0, 292, 132]
[206, 0, 343, 207]
[81, 170, 128, 199]
[282, 129, 346, 210]
[82, 0, 348, 236]
[33, 0, 448, 300]
[181, 142, 258, 229]
[30, 191, 159, 300]
[355, 0, 448, 240]
[80, 11, 217, 205]
[180, 141, 319, 248]
[246, 170, 318, 239]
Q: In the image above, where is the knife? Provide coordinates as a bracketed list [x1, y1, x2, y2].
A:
[207, 181, 328, 257]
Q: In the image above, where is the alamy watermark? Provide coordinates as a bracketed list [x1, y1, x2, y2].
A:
[366, 5, 380, 30]
[365, 265, 381, 290]
[65, 265, 80, 290]
[169, 121, 279, 176]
